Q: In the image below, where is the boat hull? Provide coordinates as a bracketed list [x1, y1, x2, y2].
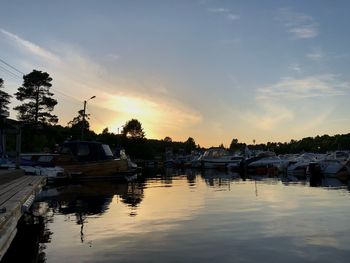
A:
[58, 159, 131, 178]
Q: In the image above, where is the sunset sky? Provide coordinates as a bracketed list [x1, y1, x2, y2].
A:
[1, 0, 350, 147]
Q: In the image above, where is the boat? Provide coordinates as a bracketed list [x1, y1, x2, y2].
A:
[226, 156, 244, 172]
[286, 153, 318, 178]
[17, 141, 138, 181]
[247, 154, 282, 175]
[319, 151, 350, 181]
[56, 141, 138, 180]
[199, 147, 241, 169]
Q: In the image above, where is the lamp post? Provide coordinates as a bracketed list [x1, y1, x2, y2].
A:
[81, 95, 96, 140]
[117, 125, 124, 135]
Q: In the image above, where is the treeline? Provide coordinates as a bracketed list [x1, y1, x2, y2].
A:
[7, 123, 198, 160]
[229, 134, 350, 155]
[1, 69, 350, 160]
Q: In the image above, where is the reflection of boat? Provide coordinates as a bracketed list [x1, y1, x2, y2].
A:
[36, 181, 144, 213]
[201, 169, 240, 188]
[19, 141, 138, 181]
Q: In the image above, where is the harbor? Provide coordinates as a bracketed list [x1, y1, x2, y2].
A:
[1, 1, 350, 262]
[2, 168, 350, 263]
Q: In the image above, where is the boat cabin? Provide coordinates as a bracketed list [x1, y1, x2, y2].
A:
[59, 141, 115, 162]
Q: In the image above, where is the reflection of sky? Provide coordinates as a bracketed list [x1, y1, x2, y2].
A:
[40, 175, 350, 262]
[1, 1, 350, 146]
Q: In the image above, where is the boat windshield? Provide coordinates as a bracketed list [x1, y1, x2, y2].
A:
[102, 144, 114, 157]
[203, 148, 230, 158]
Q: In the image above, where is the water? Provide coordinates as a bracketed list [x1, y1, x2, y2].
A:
[5, 169, 350, 262]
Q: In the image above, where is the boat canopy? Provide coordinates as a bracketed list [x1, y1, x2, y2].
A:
[59, 141, 114, 162]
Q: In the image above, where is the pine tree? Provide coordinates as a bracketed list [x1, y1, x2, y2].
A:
[122, 119, 145, 139]
[0, 78, 11, 117]
[67, 109, 90, 130]
[14, 70, 58, 125]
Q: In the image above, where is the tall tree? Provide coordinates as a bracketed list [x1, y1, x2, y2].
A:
[0, 78, 11, 116]
[122, 119, 145, 139]
[184, 137, 196, 153]
[14, 70, 58, 126]
[229, 138, 239, 151]
[163, 136, 172, 143]
[68, 109, 90, 130]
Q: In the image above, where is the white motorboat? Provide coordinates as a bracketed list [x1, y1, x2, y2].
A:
[199, 148, 241, 169]
[286, 153, 318, 177]
[246, 154, 283, 175]
[319, 151, 350, 180]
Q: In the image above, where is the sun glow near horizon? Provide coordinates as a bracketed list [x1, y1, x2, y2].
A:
[90, 93, 202, 141]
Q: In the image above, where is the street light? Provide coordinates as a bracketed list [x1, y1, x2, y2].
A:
[117, 125, 124, 135]
[81, 96, 96, 140]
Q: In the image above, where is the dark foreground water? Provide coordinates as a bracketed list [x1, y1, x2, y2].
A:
[4, 169, 350, 263]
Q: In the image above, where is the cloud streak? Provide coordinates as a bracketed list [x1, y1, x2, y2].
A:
[242, 103, 294, 131]
[208, 7, 240, 21]
[0, 28, 202, 138]
[257, 75, 349, 100]
[1, 28, 60, 63]
[307, 47, 324, 61]
[243, 74, 349, 133]
[276, 8, 319, 39]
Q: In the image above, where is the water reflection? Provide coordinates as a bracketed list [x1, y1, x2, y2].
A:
[5, 169, 350, 263]
[37, 181, 144, 213]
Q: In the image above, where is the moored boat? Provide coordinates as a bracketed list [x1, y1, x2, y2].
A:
[56, 141, 138, 180]
[199, 147, 241, 169]
[17, 141, 138, 182]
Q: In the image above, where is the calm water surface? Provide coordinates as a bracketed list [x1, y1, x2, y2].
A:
[7, 169, 350, 262]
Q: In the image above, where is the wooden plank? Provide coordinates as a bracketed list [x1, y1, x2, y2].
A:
[0, 224, 17, 260]
[0, 178, 31, 202]
[0, 176, 45, 229]
[0, 176, 34, 197]
[0, 177, 37, 206]
[0, 169, 24, 185]
[0, 176, 42, 198]
[0, 175, 45, 261]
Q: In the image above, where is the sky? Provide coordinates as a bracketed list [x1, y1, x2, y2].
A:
[1, 0, 350, 147]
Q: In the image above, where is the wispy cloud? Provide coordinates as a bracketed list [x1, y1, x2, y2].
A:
[257, 74, 349, 100]
[242, 74, 349, 132]
[1, 28, 60, 63]
[288, 63, 302, 73]
[307, 47, 324, 61]
[0, 29, 202, 137]
[276, 8, 319, 39]
[208, 8, 229, 13]
[208, 7, 240, 21]
[217, 37, 241, 46]
[242, 103, 294, 131]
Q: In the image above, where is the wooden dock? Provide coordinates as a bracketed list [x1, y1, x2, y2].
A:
[0, 170, 46, 261]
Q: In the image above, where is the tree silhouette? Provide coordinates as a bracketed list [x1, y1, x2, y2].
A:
[229, 138, 238, 151]
[0, 78, 11, 116]
[14, 70, 58, 126]
[163, 136, 172, 143]
[185, 137, 196, 153]
[68, 109, 90, 130]
[122, 119, 145, 139]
